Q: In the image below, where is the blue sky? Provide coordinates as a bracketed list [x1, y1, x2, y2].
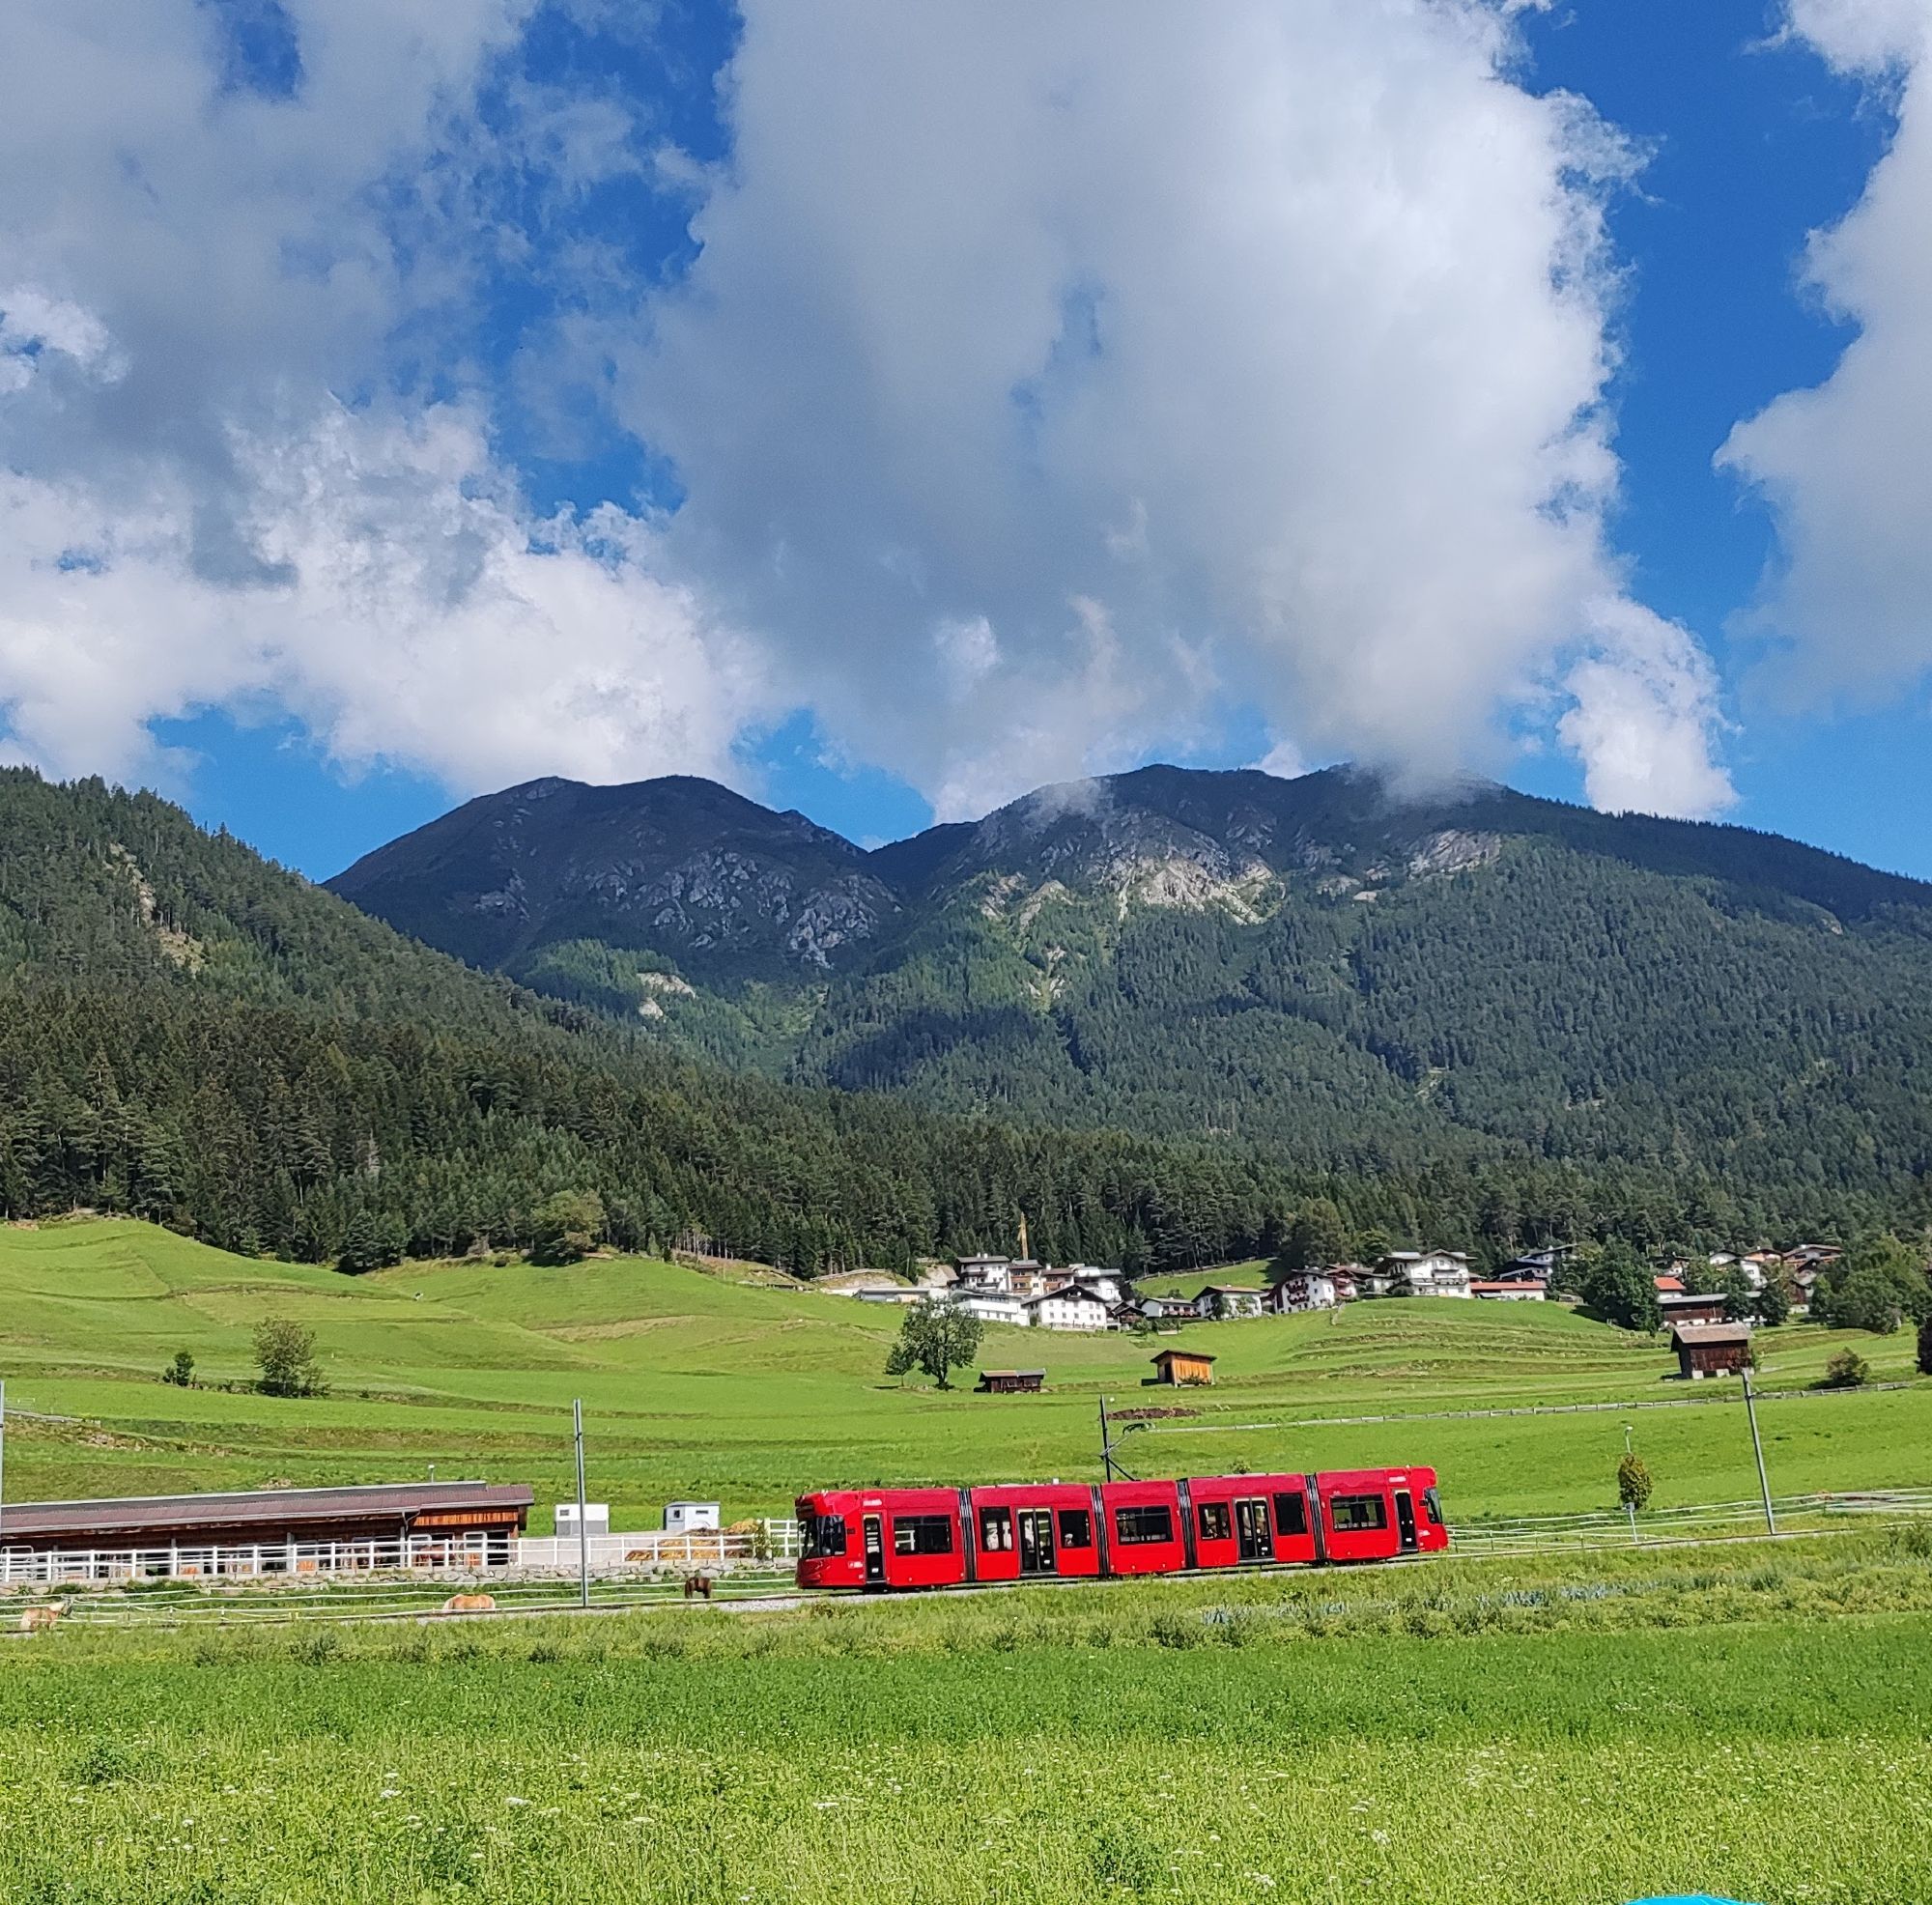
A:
[5, 1, 1932, 878]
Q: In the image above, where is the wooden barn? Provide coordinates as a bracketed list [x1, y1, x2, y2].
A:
[0, 1480, 534, 1577]
[1671, 1322, 1754, 1379]
[1660, 1291, 1732, 1327]
[975, 1369, 1046, 1395]
[1150, 1349, 1217, 1387]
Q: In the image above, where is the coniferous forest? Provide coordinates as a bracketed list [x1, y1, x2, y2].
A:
[6, 766, 1932, 1276]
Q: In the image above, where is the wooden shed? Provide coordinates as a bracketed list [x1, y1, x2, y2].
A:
[1672, 1322, 1754, 1379]
[975, 1369, 1046, 1395]
[1150, 1349, 1217, 1387]
[1660, 1291, 1732, 1327]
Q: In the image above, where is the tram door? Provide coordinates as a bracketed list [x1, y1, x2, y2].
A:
[1394, 1491, 1419, 1553]
[863, 1514, 886, 1584]
[1016, 1508, 1057, 1577]
[1234, 1497, 1271, 1563]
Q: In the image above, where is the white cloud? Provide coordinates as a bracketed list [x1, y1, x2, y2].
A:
[0, 0, 1735, 824]
[0, 0, 756, 799]
[1719, 3, 1932, 714]
[1558, 601, 1735, 817]
[626, 0, 1732, 817]
[0, 404, 766, 790]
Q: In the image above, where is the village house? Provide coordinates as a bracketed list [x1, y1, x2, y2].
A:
[1326, 1267, 1360, 1303]
[1131, 1294, 1202, 1324]
[954, 1253, 1013, 1293]
[852, 1283, 927, 1307]
[1470, 1278, 1547, 1302]
[1264, 1271, 1337, 1314]
[1653, 1274, 1687, 1295]
[1150, 1348, 1216, 1386]
[1064, 1265, 1124, 1304]
[1672, 1321, 1754, 1379]
[1193, 1283, 1267, 1320]
[951, 1287, 1029, 1328]
[1375, 1249, 1474, 1297]
[1023, 1284, 1114, 1332]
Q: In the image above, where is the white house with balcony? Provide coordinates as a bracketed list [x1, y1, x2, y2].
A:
[1377, 1250, 1473, 1297]
[1023, 1284, 1114, 1332]
[1265, 1272, 1337, 1314]
[951, 1287, 1028, 1328]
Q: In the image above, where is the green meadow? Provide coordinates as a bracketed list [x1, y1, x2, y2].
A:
[1, 1219, 1928, 1528]
[6, 1536, 1932, 1903]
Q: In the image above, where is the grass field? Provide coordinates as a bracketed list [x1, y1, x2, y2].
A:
[2, 1219, 1929, 1528]
[6, 1535, 1932, 1903]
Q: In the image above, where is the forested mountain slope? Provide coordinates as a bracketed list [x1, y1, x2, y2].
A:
[0, 767, 1610, 1275]
[331, 764, 1932, 1229]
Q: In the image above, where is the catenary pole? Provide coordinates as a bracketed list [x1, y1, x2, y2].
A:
[1742, 1369, 1776, 1535]
[573, 1398, 590, 1608]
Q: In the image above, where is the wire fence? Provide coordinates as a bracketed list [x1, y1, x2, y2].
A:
[1445, 1488, 1932, 1556]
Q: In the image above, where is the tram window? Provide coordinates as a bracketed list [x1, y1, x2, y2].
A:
[980, 1508, 1014, 1551]
[1114, 1504, 1175, 1546]
[1328, 1493, 1388, 1532]
[802, 1515, 847, 1558]
[1195, 1500, 1232, 1542]
[1423, 1487, 1444, 1526]
[892, 1514, 955, 1556]
[1057, 1509, 1094, 1550]
[1271, 1492, 1308, 1537]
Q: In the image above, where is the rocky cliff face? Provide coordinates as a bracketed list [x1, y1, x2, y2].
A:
[327, 774, 899, 975]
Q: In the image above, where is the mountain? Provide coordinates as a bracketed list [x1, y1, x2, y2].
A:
[0, 766, 1381, 1276]
[330, 773, 902, 977]
[327, 762, 1932, 1241]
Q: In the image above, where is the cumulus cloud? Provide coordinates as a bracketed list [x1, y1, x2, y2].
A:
[0, 404, 766, 788]
[0, 0, 1735, 824]
[1558, 601, 1734, 817]
[626, 0, 1732, 816]
[1719, 2, 1932, 714]
[0, 0, 756, 796]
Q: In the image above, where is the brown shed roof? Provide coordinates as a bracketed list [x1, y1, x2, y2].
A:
[1669, 1322, 1754, 1349]
[1151, 1349, 1217, 1364]
[0, 1481, 533, 1545]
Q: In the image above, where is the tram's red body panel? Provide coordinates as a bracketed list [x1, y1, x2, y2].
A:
[795, 1464, 1447, 1591]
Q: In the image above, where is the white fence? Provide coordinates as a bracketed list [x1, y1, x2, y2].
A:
[0, 1521, 802, 1588]
[514, 1524, 801, 1573]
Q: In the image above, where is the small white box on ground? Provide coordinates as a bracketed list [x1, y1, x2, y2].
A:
[665, 1500, 721, 1533]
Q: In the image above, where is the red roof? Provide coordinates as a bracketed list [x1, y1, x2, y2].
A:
[1654, 1275, 1686, 1294]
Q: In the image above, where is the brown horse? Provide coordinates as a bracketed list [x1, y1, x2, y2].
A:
[440, 1592, 496, 1614]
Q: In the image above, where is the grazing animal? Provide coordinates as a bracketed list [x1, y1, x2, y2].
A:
[682, 1573, 714, 1601]
[18, 1606, 60, 1634]
[440, 1593, 496, 1614]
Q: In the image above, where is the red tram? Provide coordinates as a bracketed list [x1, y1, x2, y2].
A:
[795, 1466, 1447, 1591]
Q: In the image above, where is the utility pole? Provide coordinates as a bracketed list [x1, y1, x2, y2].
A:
[572, 1398, 590, 1608]
[1620, 1422, 1639, 1546]
[1742, 1369, 1776, 1536]
[1098, 1395, 1145, 1483]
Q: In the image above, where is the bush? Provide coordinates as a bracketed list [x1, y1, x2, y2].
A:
[1918, 1314, 1932, 1379]
[1821, 1349, 1871, 1391]
[254, 1318, 326, 1398]
[160, 1349, 194, 1387]
[1616, 1452, 1654, 1514]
